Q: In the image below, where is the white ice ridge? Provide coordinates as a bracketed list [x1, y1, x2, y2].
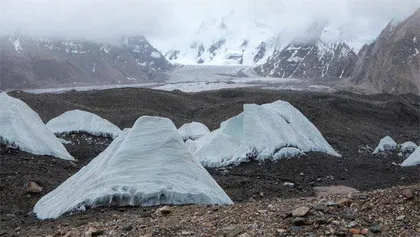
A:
[47, 110, 122, 139]
[0, 93, 73, 160]
[401, 146, 420, 167]
[34, 116, 233, 219]
[187, 100, 340, 168]
[373, 136, 397, 154]
[178, 122, 210, 141]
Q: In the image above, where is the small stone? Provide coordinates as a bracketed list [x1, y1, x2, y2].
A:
[316, 178, 322, 182]
[122, 225, 133, 232]
[402, 189, 413, 200]
[284, 182, 295, 187]
[338, 198, 352, 206]
[69, 161, 78, 168]
[348, 221, 357, 228]
[361, 228, 369, 234]
[326, 201, 341, 207]
[292, 206, 310, 217]
[313, 203, 326, 211]
[223, 225, 245, 237]
[259, 192, 264, 197]
[238, 233, 251, 237]
[276, 229, 287, 233]
[85, 227, 105, 237]
[315, 217, 327, 224]
[396, 215, 405, 221]
[369, 225, 381, 233]
[300, 172, 304, 176]
[26, 181, 43, 193]
[291, 226, 301, 232]
[157, 205, 172, 215]
[349, 228, 361, 235]
[292, 217, 307, 226]
[340, 212, 355, 220]
[181, 231, 195, 235]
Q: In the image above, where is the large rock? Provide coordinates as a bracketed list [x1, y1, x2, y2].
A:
[34, 116, 233, 219]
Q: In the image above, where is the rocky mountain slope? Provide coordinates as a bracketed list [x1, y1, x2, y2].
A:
[161, 11, 277, 66]
[0, 36, 171, 90]
[350, 9, 420, 95]
[255, 23, 359, 79]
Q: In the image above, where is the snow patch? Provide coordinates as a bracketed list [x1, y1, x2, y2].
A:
[150, 51, 162, 58]
[188, 100, 340, 167]
[47, 110, 121, 139]
[12, 39, 23, 52]
[0, 93, 73, 160]
[34, 116, 233, 219]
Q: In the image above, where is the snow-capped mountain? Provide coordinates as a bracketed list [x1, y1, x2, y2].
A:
[0, 36, 171, 90]
[256, 23, 360, 79]
[159, 11, 278, 66]
[350, 8, 420, 94]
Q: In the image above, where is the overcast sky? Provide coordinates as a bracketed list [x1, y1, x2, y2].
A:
[0, 0, 419, 44]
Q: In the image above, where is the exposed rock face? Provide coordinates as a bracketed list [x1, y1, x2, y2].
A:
[0, 36, 171, 90]
[256, 22, 358, 79]
[256, 42, 357, 79]
[350, 9, 420, 95]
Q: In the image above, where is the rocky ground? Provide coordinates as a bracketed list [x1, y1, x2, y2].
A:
[14, 184, 420, 237]
[1, 88, 419, 236]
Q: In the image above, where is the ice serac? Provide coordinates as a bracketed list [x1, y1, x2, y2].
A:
[373, 136, 397, 154]
[401, 146, 420, 167]
[188, 100, 340, 168]
[47, 110, 122, 139]
[0, 93, 73, 160]
[34, 116, 233, 219]
[399, 141, 418, 154]
[178, 122, 210, 141]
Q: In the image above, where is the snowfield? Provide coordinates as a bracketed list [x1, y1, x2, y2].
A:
[0, 93, 73, 160]
[47, 110, 122, 139]
[401, 146, 420, 167]
[34, 116, 233, 219]
[186, 100, 340, 168]
[178, 122, 210, 141]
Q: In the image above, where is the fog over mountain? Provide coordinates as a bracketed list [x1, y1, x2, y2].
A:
[1, 0, 419, 46]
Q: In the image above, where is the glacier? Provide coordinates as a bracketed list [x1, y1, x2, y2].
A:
[373, 136, 397, 154]
[178, 122, 210, 141]
[0, 93, 73, 160]
[401, 146, 420, 167]
[46, 110, 122, 139]
[187, 99, 340, 168]
[34, 116, 233, 219]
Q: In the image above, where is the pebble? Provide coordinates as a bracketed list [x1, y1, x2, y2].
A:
[338, 198, 352, 206]
[157, 206, 172, 215]
[292, 206, 310, 217]
[349, 228, 361, 234]
[369, 225, 381, 233]
[26, 181, 43, 193]
[396, 215, 405, 221]
[292, 217, 307, 226]
[402, 189, 413, 200]
[284, 182, 295, 187]
[315, 217, 327, 224]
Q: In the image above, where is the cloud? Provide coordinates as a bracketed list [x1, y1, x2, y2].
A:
[0, 0, 419, 44]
